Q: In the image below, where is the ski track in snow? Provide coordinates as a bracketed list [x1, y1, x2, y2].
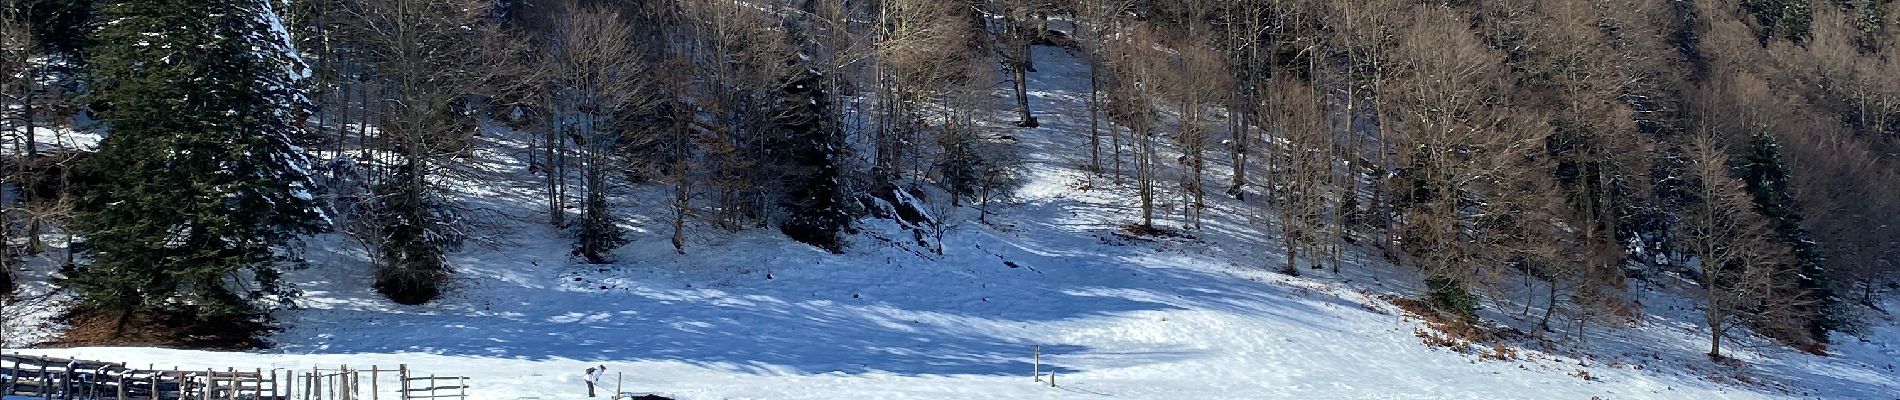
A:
[11, 45, 1900, 400]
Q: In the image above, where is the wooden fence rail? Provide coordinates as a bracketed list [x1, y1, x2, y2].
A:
[2, 355, 467, 400]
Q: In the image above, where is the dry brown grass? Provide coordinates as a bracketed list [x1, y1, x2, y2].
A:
[1383, 294, 1532, 359]
[50, 307, 271, 350]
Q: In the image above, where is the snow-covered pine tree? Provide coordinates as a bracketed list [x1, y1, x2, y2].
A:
[69, 0, 323, 321]
[368, 166, 453, 305]
[766, 62, 853, 254]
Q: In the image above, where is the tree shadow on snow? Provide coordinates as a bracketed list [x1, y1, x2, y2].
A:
[278, 218, 1357, 378]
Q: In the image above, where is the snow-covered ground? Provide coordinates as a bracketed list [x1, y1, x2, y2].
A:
[9, 45, 1900, 400]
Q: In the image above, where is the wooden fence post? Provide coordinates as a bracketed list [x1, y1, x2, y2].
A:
[59, 362, 70, 400]
[117, 369, 127, 400]
[397, 365, 407, 400]
[4, 354, 17, 396]
[614, 372, 622, 400]
[369, 367, 378, 400]
[339, 365, 349, 400]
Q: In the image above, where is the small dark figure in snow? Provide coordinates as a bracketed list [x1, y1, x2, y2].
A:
[585, 365, 605, 397]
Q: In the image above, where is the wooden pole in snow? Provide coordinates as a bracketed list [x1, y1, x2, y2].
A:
[1033, 346, 1040, 382]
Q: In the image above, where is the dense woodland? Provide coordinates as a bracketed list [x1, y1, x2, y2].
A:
[3, 0, 1899, 358]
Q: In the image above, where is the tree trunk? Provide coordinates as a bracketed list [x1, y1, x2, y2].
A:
[671, 182, 687, 255]
[1709, 321, 1724, 358]
[1012, 63, 1035, 127]
[1140, 125, 1155, 228]
[1706, 285, 1726, 358]
[1230, 94, 1248, 199]
[20, 63, 37, 254]
[23, 63, 35, 159]
[1538, 282, 1559, 333]
[1089, 62, 1101, 172]
[1009, 16, 1036, 128]
[1113, 113, 1123, 183]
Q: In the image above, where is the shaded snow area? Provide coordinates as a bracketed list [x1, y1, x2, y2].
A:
[11, 46, 1900, 399]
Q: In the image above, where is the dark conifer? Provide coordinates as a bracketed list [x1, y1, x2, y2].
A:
[68, 0, 322, 321]
[766, 63, 852, 253]
[1739, 131, 1835, 342]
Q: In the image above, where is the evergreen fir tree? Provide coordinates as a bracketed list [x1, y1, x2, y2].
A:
[67, 0, 323, 321]
[574, 180, 625, 264]
[765, 63, 852, 253]
[1426, 276, 1479, 319]
[1741, 0, 1815, 42]
[371, 164, 454, 305]
[935, 129, 982, 207]
[1738, 131, 1836, 342]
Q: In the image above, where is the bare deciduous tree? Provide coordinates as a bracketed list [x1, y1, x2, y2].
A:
[1104, 21, 1168, 229]
[1167, 44, 1229, 230]
[326, 0, 506, 304]
[676, 0, 794, 229]
[1389, 8, 1549, 316]
[1681, 131, 1798, 359]
[540, 2, 659, 263]
[1267, 76, 1328, 275]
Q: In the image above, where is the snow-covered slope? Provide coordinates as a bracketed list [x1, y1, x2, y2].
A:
[11, 45, 1900, 400]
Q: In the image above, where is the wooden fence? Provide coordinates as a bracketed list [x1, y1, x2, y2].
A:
[2, 354, 467, 400]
